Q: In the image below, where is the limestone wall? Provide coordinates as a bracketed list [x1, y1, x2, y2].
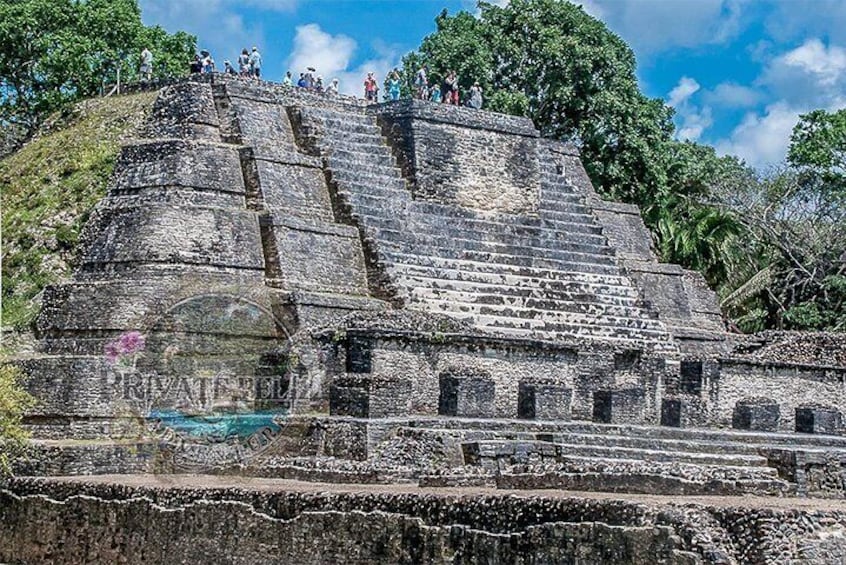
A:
[715, 360, 846, 432]
[376, 99, 541, 215]
[3, 477, 846, 564]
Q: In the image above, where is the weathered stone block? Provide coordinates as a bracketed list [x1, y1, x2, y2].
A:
[438, 373, 495, 418]
[329, 377, 369, 418]
[732, 399, 780, 431]
[517, 382, 572, 420]
[796, 406, 842, 435]
[592, 389, 645, 424]
[329, 374, 411, 418]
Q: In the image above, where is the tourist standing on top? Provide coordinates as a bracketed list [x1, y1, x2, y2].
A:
[429, 83, 442, 103]
[387, 71, 401, 101]
[282, 71, 293, 86]
[249, 47, 262, 78]
[364, 72, 379, 102]
[297, 73, 307, 88]
[224, 60, 237, 75]
[189, 54, 202, 74]
[238, 49, 251, 75]
[315, 76, 325, 93]
[468, 82, 483, 109]
[326, 78, 340, 95]
[414, 65, 428, 100]
[201, 50, 215, 73]
[139, 47, 153, 81]
[443, 71, 458, 105]
[304, 67, 316, 89]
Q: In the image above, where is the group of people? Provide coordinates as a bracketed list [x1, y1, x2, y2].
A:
[360, 67, 483, 108]
[140, 47, 483, 109]
[187, 47, 263, 77]
[414, 66, 483, 109]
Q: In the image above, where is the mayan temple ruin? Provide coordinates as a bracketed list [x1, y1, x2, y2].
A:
[3, 74, 846, 564]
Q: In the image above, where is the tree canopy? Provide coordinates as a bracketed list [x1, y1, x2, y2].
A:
[0, 0, 195, 141]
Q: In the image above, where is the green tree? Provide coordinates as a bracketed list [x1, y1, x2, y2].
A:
[0, 0, 195, 142]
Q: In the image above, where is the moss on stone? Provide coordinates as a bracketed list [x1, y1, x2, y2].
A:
[1, 92, 157, 330]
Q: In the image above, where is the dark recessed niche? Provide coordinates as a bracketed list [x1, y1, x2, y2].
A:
[346, 337, 372, 374]
[614, 350, 642, 371]
[679, 361, 703, 395]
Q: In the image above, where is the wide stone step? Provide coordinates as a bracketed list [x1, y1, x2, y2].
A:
[381, 251, 638, 287]
[494, 460, 790, 497]
[378, 240, 621, 275]
[349, 201, 606, 238]
[468, 439, 771, 468]
[324, 141, 394, 158]
[368, 224, 614, 258]
[330, 168, 406, 187]
[333, 130, 392, 146]
[333, 176, 410, 194]
[539, 187, 585, 203]
[305, 114, 381, 133]
[353, 211, 608, 248]
[408, 281, 655, 318]
[325, 148, 398, 168]
[407, 287, 653, 320]
[297, 106, 377, 126]
[389, 265, 642, 299]
[415, 297, 666, 334]
[401, 417, 846, 449]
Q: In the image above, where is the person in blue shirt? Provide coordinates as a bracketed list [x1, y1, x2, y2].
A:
[249, 47, 262, 78]
[387, 71, 401, 101]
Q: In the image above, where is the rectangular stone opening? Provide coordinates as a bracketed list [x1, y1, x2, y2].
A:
[518, 382, 572, 420]
[517, 382, 536, 419]
[592, 391, 613, 424]
[796, 406, 842, 435]
[614, 350, 641, 371]
[679, 360, 703, 395]
[732, 399, 780, 431]
[661, 398, 682, 427]
[345, 337, 372, 374]
[438, 373, 495, 418]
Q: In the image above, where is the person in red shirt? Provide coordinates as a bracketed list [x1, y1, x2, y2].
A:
[364, 72, 379, 103]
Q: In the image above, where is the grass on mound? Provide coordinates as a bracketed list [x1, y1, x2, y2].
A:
[1, 92, 157, 331]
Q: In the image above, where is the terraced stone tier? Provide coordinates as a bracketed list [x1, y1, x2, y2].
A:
[289, 103, 676, 350]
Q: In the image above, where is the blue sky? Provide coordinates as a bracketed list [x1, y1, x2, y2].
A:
[139, 0, 846, 169]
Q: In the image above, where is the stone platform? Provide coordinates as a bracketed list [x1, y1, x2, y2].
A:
[3, 475, 846, 564]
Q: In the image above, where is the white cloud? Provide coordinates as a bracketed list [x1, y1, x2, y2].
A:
[580, 0, 745, 53]
[678, 106, 713, 141]
[715, 102, 800, 168]
[667, 77, 700, 107]
[765, 0, 846, 45]
[666, 77, 711, 141]
[711, 38, 846, 168]
[285, 24, 400, 96]
[138, 0, 292, 64]
[704, 83, 762, 108]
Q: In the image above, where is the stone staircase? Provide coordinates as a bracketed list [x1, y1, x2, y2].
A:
[212, 82, 388, 326]
[289, 105, 676, 351]
[389, 417, 846, 496]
